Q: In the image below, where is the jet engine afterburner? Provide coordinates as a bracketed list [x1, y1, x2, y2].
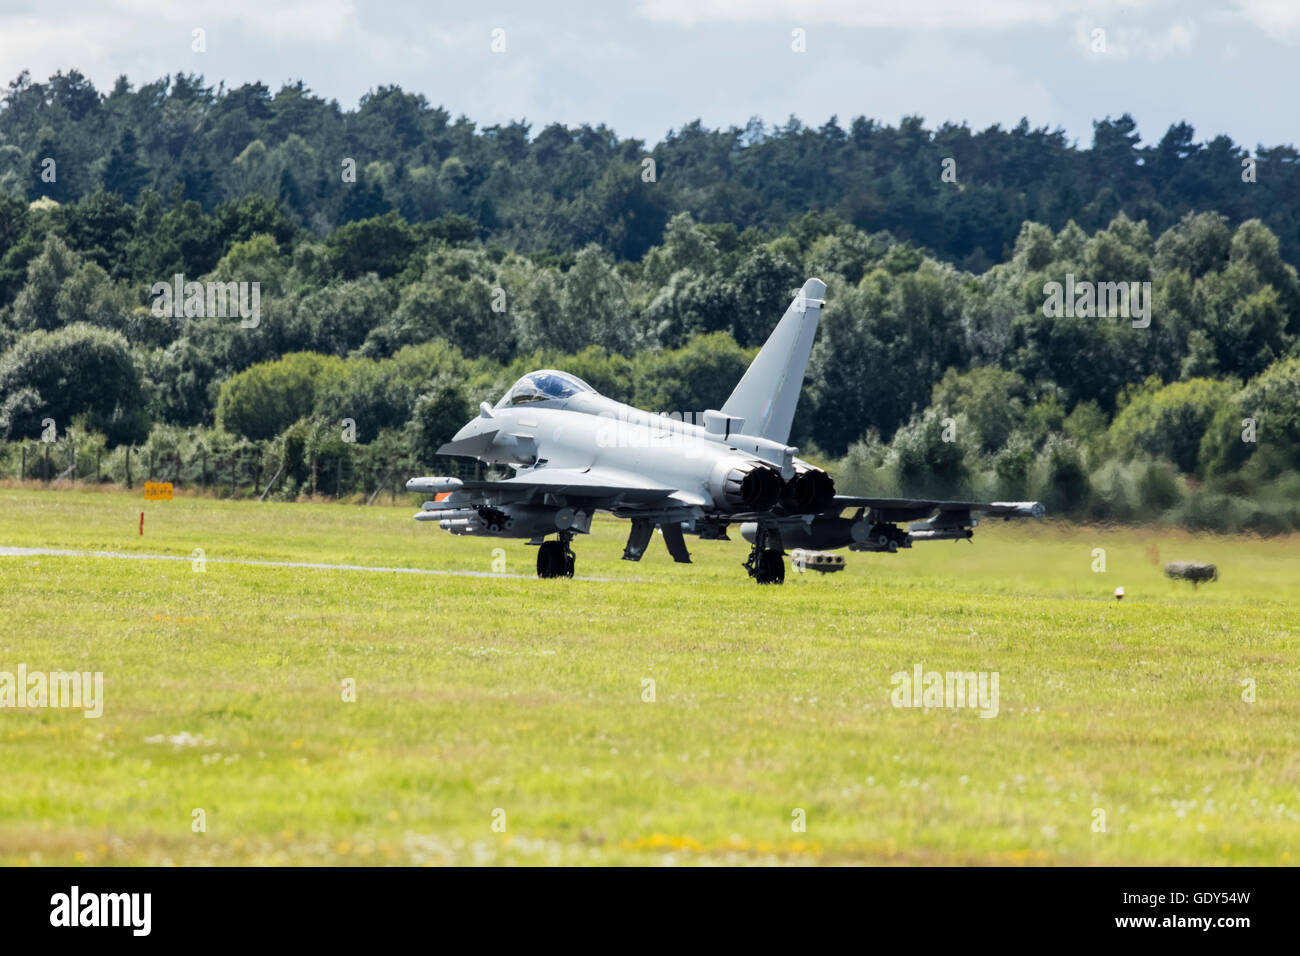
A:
[777, 462, 836, 514]
[708, 459, 783, 513]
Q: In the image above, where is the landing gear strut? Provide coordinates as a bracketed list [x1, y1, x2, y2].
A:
[537, 532, 575, 579]
[743, 527, 785, 585]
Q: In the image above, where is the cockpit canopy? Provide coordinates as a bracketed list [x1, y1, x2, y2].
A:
[495, 369, 597, 407]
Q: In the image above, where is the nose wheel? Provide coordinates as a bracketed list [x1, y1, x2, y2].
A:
[537, 533, 575, 579]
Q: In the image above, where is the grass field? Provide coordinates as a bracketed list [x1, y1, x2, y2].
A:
[0, 484, 1296, 866]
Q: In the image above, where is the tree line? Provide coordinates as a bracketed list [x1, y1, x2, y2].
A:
[2, 71, 1299, 530]
[3, 70, 1299, 267]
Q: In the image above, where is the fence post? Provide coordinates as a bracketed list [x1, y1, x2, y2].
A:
[20, 444, 26, 481]
[125, 446, 132, 488]
[44, 443, 50, 482]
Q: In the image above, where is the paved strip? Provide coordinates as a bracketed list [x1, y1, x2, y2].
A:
[0, 545, 620, 581]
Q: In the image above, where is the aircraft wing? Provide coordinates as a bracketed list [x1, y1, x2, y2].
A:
[408, 468, 702, 563]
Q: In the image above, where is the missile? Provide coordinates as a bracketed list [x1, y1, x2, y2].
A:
[910, 528, 974, 542]
[417, 507, 478, 523]
[440, 518, 488, 535]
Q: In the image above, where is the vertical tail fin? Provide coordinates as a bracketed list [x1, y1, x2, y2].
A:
[720, 277, 825, 445]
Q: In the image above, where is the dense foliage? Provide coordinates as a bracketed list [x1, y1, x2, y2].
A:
[4, 70, 1299, 267]
[3, 71, 1299, 529]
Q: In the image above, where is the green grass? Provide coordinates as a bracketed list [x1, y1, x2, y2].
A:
[0, 485, 1296, 865]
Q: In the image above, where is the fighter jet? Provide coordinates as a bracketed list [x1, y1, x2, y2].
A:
[406, 278, 1044, 583]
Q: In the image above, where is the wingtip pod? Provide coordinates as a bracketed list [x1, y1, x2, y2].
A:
[989, 501, 1046, 518]
[405, 476, 464, 495]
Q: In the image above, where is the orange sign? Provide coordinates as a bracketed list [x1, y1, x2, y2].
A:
[144, 481, 174, 500]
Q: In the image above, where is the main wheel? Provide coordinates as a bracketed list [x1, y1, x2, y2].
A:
[757, 548, 785, 585]
[537, 540, 566, 578]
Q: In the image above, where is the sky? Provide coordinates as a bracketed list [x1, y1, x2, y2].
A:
[1, 0, 1297, 149]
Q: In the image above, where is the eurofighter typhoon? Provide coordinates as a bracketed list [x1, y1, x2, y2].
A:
[407, 278, 1044, 583]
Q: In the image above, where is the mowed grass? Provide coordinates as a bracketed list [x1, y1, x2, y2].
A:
[0, 485, 1296, 866]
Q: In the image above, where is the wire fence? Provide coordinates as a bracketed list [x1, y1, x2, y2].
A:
[3, 439, 483, 502]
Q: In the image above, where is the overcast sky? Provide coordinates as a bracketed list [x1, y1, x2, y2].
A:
[2, 0, 1297, 149]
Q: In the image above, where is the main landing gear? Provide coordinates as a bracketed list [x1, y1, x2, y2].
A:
[536, 532, 575, 579]
[743, 526, 786, 585]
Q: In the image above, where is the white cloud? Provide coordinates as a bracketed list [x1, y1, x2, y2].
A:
[637, 0, 1156, 30]
[112, 0, 361, 44]
[1231, 0, 1300, 41]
